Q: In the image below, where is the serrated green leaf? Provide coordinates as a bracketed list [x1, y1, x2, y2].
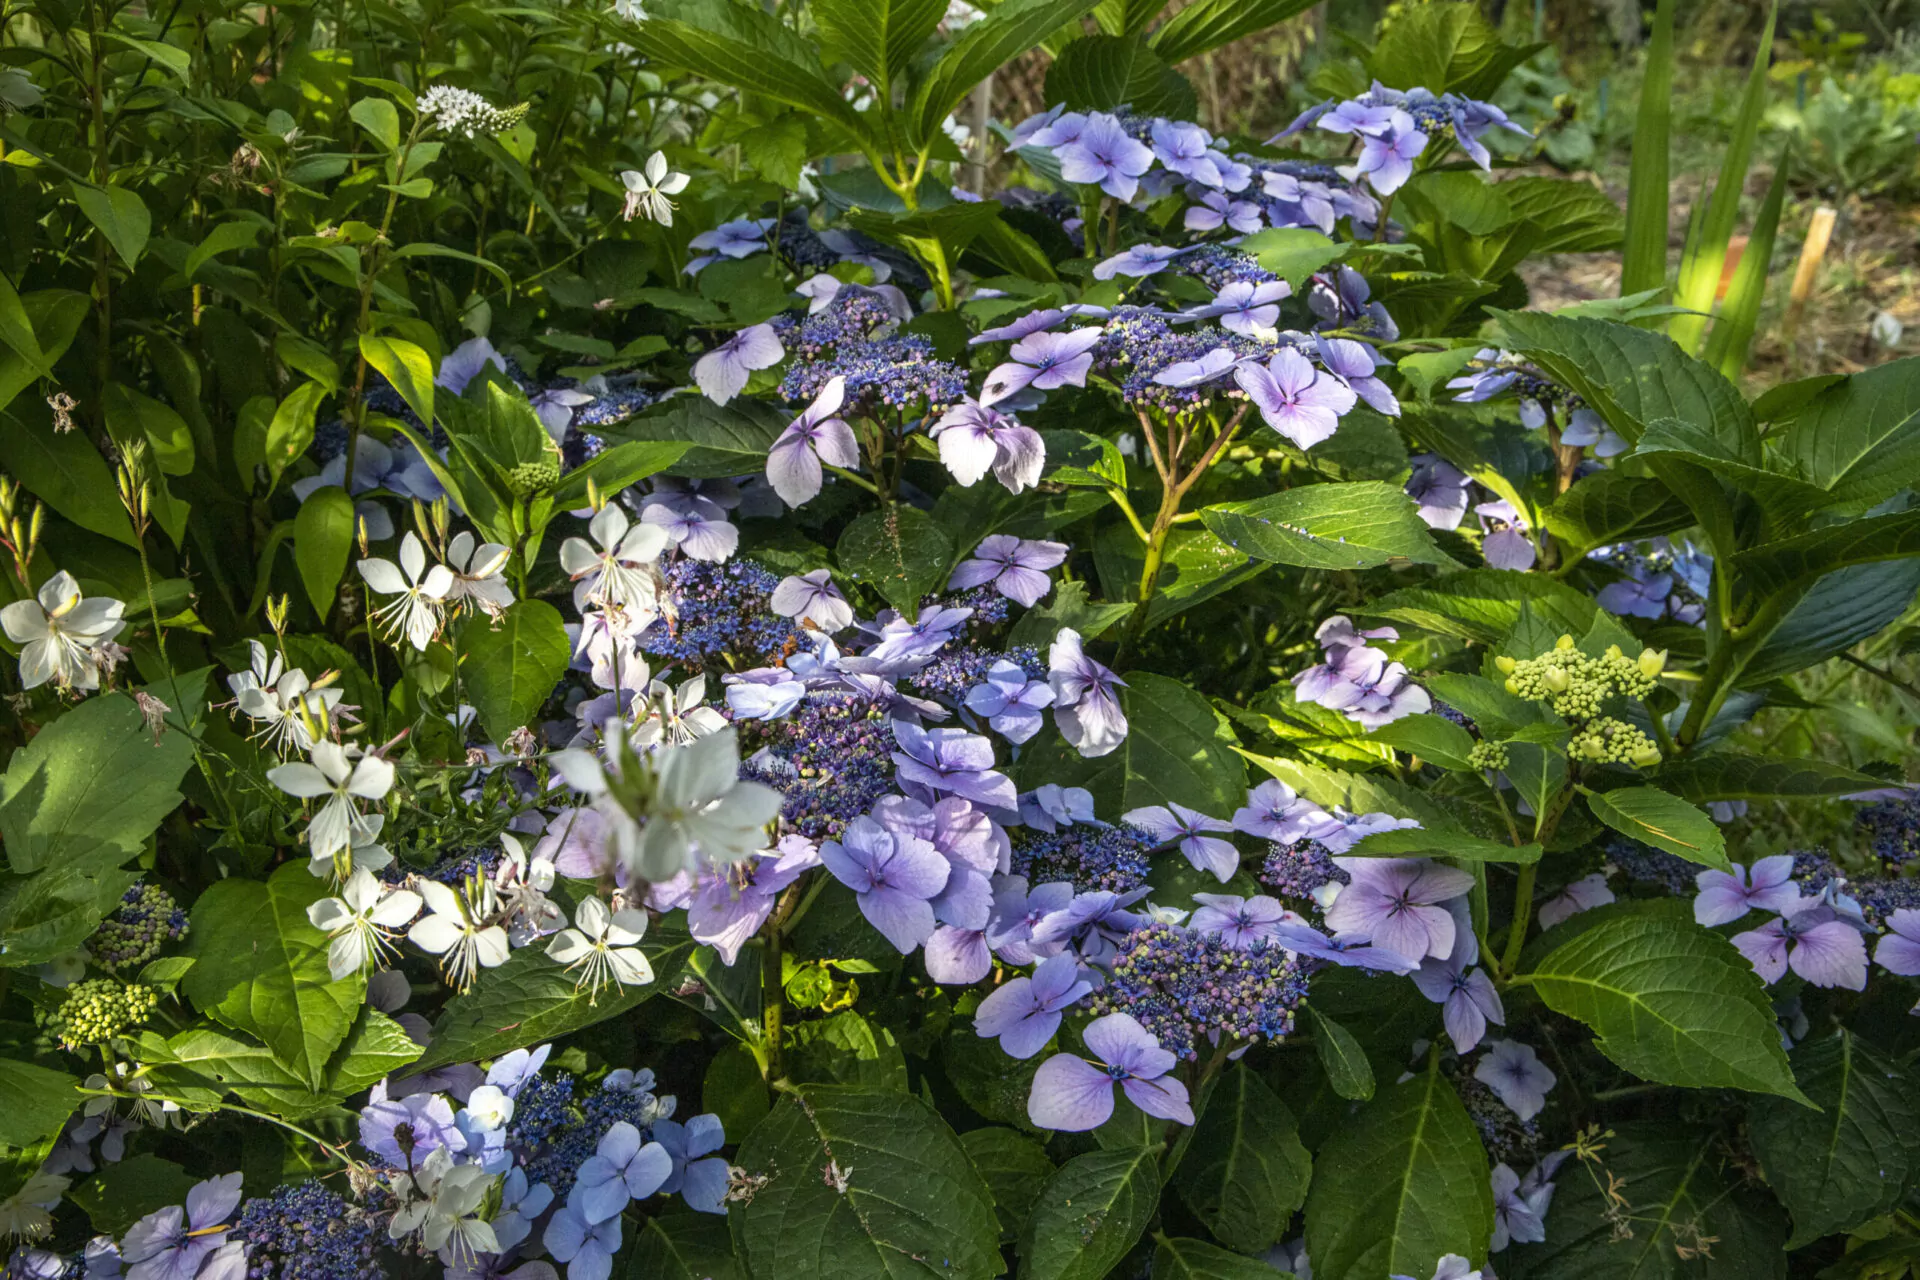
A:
[734, 1085, 1001, 1280]
[1543, 471, 1692, 553]
[813, 0, 944, 98]
[1363, 569, 1599, 644]
[1200, 482, 1454, 571]
[1734, 508, 1920, 601]
[1515, 908, 1808, 1103]
[836, 504, 954, 615]
[626, 1212, 743, 1280]
[1303, 1054, 1491, 1280]
[909, 0, 1103, 148]
[959, 1126, 1054, 1242]
[460, 600, 570, 742]
[1749, 1030, 1917, 1248]
[1586, 787, 1729, 871]
[1152, 1236, 1291, 1280]
[1172, 1064, 1311, 1253]
[1350, 826, 1543, 864]
[1020, 1146, 1160, 1280]
[1148, 0, 1318, 63]
[183, 863, 363, 1089]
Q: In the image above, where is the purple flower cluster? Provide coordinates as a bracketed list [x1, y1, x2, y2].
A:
[1695, 857, 1870, 990]
[1589, 538, 1712, 626]
[1292, 616, 1431, 727]
[1092, 923, 1310, 1060]
[639, 557, 803, 668]
[1275, 82, 1530, 195]
[1009, 821, 1157, 893]
[234, 1183, 375, 1280]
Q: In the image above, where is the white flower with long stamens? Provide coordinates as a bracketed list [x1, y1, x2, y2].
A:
[268, 741, 395, 864]
[0, 1173, 68, 1240]
[237, 666, 342, 754]
[494, 833, 563, 945]
[0, 570, 126, 691]
[340, 812, 396, 877]
[357, 532, 454, 651]
[442, 530, 515, 619]
[546, 896, 652, 999]
[620, 152, 690, 225]
[388, 1149, 501, 1261]
[408, 876, 509, 991]
[636, 674, 727, 747]
[307, 868, 421, 980]
[225, 639, 282, 702]
[640, 728, 783, 879]
[559, 505, 668, 613]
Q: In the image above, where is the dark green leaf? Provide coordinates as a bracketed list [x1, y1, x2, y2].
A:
[1152, 1236, 1290, 1280]
[1019, 1146, 1160, 1280]
[1516, 907, 1809, 1103]
[1149, 0, 1319, 63]
[1304, 1008, 1375, 1101]
[608, 397, 787, 478]
[1733, 508, 1920, 601]
[71, 182, 152, 267]
[908, 0, 1103, 148]
[1741, 558, 1920, 685]
[1303, 1055, 1491, 1280]
[1749, 1031, 1918, 1248]
[733, 1085, 1001, 1280]
[959, 1126, 1054, 1242]
[836, 504, 954, 614]
[1363, 569, 1599, 645]
[1349, 826, 1542, 865]
[1544, 471, 1692, 553]
[0, 400, 139, 547]
[0, 1057, 79, 1148]
[1173, 1064, 1311, 1253]
[1651, 753, 1881, 802]
[627, 1213, 743, 1280]
[292, 485, 355, 619]
[68, 1155, 197, 1236]
[1586, 787, 1729, 871]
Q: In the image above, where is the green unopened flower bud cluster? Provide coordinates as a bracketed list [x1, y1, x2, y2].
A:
[1468, 740, 1509, 773]
[1495, 636, 1665, 722]
[1568, 718, 1662, 768]
[53, 979, 158, 1047]
[88, 881, 189, 972]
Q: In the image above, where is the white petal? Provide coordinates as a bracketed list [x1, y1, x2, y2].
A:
[358, 558, 409, 596]
[408, 914, 465, 955]
[607, 947, 654, 985]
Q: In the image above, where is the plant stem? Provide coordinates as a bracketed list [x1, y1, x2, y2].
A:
[758, 876, 809, 1086]
[1500, 862, 1538, 980]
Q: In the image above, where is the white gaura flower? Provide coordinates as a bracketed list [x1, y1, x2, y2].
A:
[442, 531, 515, 619]
[341, 812, 397, 877]
[237, 666, 343, 754]
[559, 505, 668, 614]
[358, 532, 454, 651]
[389, 1149, 501, 1262]
[546, 896, 652, 998]
[637, 728, 783, 880]
[307, 868, 421, 981]
[635, 674, 727, 747]
[494, 833, 564, 945]
[620, 152, 690, 225]
[0, 1173, 68, 1240]
[408, 877, 510, 991]
[268, 742, 395, 865]
[0, 570, 126, 691]
[225, 639, 282, 702]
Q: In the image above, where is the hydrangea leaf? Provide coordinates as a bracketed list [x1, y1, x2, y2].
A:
[1514, 908, 1809, 1104]
[460, 599, 571, 742]
[1152, 1236, 1295, 1280]
[1018, 1146, 1160, 1280]
[959, 1127, 1054, 1243]
[630, 1212, 744, 1280]
[732, 1085, 1000, 1279]
[1749, 1030, 1919, 1248]
[1171, 1064, 1311, 1253]
[1586, 786, 1730, 871]
[1018, 671, 1246, 819]
[1302, 1054, 1491, 1280]
[1200, 482, 1454, 571]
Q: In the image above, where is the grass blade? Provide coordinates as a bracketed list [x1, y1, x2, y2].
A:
[1619, 0, 1675, 299]
[1670, 2, 1777, 353]
[1704, 147, 1790, 380]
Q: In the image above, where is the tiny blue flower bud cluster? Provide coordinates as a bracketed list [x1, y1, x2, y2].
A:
[1857, 795, 1920, 867]
[1260, 837, 1348, 900]
[89, 881, 189, 972]
[739, 696, 898, 840]
[1009, 822, 1157, 893]
[907, 643, 1043, 701]
[1092, 924, 1308, 1061]
[641, 557, 804, 669]
[235, 1182, 378, 1280]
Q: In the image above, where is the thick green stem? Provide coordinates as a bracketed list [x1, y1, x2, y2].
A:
[1500, 862, 1538, 980]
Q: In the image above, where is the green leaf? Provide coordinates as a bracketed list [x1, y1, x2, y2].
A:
[635, 2, 874, 144]
[461, 600, 570, 742]
[1515, 907, 1809, 1103]
[1152, 1237, 1290, 1280]
[1016, 671, 1247, 819]
[788, 1009, 909, 1091]
[1766, 357, 1920, 510]
[1172, 1064, 1311, 1253]
[1349, 826, 1543, 865]
[551, 441, 689, 509]
[836, 504, 954, 615]
[626, 1213, 743, 1280]
[0, 404, 139, 548]
[1733, 508, 1920, 601]
[292, 485, 355, 619]
[1046, 34, 1192, 118]
[909, 0, 1102, 148]
[0, 1057, 79, 1148]
[68, 1155, 198, 1236]
[1586, 787, 1729, 871]
[358, 334, 436, 429]
[1200, 482, 1453, 571]
[733, 1085, 1001, 1280]
[1305, 1007, 1375, 1102]
[1367, 1, 1541, 97]
[1543, 471, 1692, 554]
[70, 182, 152, 267]
[1238, 227, 1345, 291]
[1651, 753, 1881, 802]
[183, 863, 363, 1089]
[1364, 713, 1479, 771]
[393, 242, 513, 294]
[101, 31, 191, 81]
[0, 690, 196, 875]
[414, 929, 695, 1071]
[608, 397, 786, 478]
[184, 219, 264, 283]
[1303, 1055, 1491, 1280]
[1669, 5, 1774, 354]
[1741, 557, 1920, 685]
[1093, 525, 1266, 630]
[0, 270, 47, 376]
[1620, 0, 1673, 297]
[812, 0, 944, 98]
[262, 381, 330, 488]
[1363, 569, 1599, 645]
[1749, 1031, 1917, 1248]
[1703, 150, 1790, 380]
[0, 289, 88, 419]
[1506, 1125, 1786, 1278]
[1500, 177, 1625, 253]
[349, 96, 400, 150]
[1019, 1146, 1160, 1280]
[1004, 578, 1134, 649]
[1148, 0, 1319, 63]
[960, 1127, 1054, 1242]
